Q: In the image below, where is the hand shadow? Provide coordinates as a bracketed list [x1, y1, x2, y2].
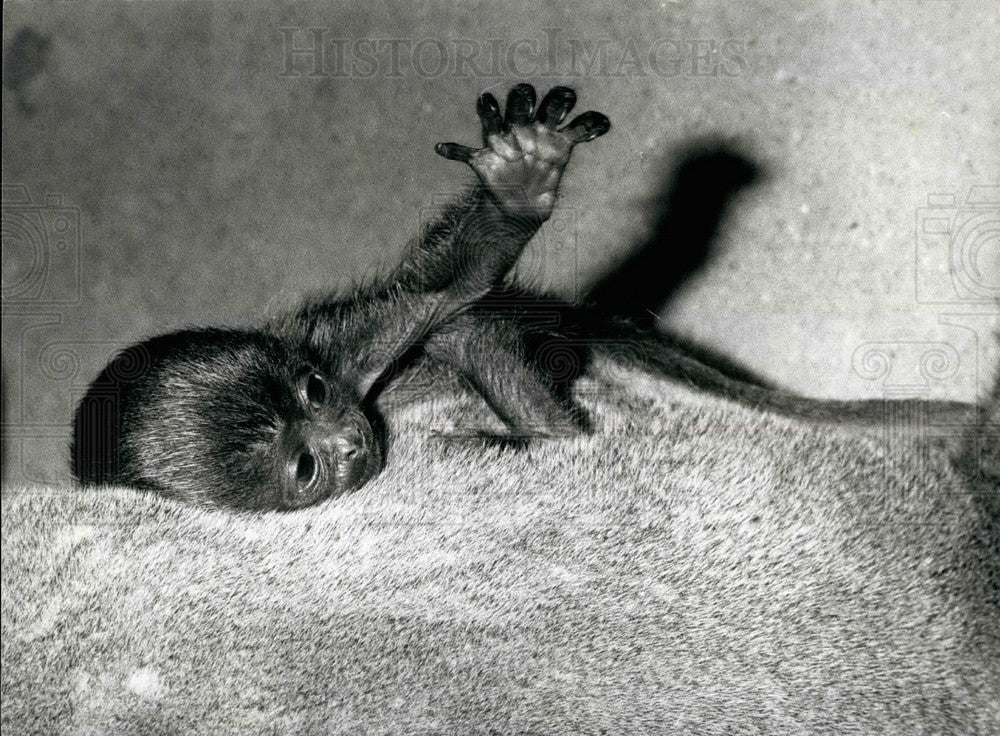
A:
[583, 140, 769, 388]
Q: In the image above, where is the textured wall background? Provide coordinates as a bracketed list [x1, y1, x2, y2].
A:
[3, 0, 998, 485]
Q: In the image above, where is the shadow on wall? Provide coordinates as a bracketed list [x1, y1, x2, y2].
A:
[3, 26, 49, 115]
[586, 141, 769, 387]
[475, 140, 770, 408]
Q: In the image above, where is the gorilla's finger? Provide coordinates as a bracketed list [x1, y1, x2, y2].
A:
[536, 87, 576, 127]
[504, 83, 536, 127]
[561, 111, 611, 143]
[435, 142, 477, 163]
[477, 93, 503, 144]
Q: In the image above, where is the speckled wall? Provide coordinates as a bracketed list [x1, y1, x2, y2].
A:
[3, 0, 998, 485]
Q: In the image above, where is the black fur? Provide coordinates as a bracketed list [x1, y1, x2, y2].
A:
[72, 84, 974, 511]
[72, 85, 612, 509]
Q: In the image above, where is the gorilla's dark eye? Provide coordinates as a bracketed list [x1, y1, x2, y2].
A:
[295, 449, 317, 488]
[298, 371, 329, 409]
[306, 374, 327, 405]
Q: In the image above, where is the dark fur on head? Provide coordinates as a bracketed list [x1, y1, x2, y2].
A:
[72, 328, 384, 509]
[71, 84, 614, 510]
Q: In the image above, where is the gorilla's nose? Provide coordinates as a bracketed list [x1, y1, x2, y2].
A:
[334, 427, 363, 461]
[303, 420, 364, 461]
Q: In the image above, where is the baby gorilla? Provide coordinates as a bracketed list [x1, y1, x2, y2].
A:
[72, 84, 611, 510]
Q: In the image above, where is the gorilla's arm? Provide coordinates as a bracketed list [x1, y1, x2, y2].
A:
[71, 84, 609, 509]
[287, 85, 609, 414]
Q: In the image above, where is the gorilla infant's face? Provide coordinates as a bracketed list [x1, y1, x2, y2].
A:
[168, 355, 386, 510]
[270, 366, 384, 509]
[74, 330, 384, 510]
[144, 355, 385, 510]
